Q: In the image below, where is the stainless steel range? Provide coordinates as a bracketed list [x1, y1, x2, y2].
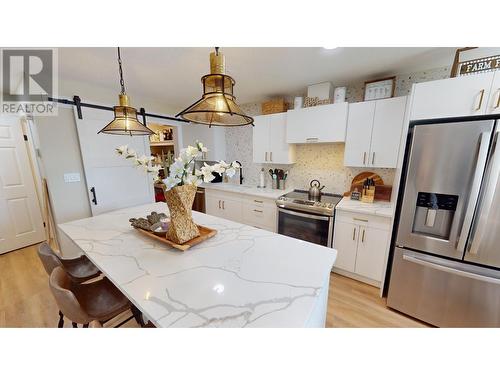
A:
[276, 190, 343, 247]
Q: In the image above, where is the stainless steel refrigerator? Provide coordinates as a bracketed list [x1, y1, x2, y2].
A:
[387, 117, 500, 327]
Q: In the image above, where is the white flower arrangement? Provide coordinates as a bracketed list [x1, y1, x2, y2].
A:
[116, 141, 240, 191]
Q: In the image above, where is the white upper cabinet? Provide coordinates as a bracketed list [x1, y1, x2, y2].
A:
[410, 72, 496, 120]
[286, 102, 348, 143]
[488, 72, 500, 115]
[344, 101, 376, 167]
[344, 96, 407, 168]
[182, 123, 226, 161]
[370, 96, 407, 168]
[253, 113, 296, 164]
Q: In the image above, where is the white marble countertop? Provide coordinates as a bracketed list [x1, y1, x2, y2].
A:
[200, 182, 294, 200]
[59, 202, 336, 327]
[335, 197, 394, 218]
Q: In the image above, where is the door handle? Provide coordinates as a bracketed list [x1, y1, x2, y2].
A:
[469, 131, 500, 255]
[457, 132, 491, 253]
[403, 252, 500, 285]
[495, 90, 500, 109]
[265, 152, 268, 161]
[270, 151, 273, 162]
[253, 209, 263, 213]
[371, 152, 375, 165]
[352, 227, 356, 241]
[218, 200, 221, 209]
[363, 152, 366, 165]
[90, 187, 97, 205]
[222, 201, 225, 210]
[475, 89, 485, 111]
[361, 228, 365, 243]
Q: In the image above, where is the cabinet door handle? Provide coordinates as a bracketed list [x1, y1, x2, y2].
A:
[362, 228, 365, 243]
[265, 152, 268, 161]
[253, 209, 263, 213]
[363, 152, 366, 165]
[353, 217, 368, 222]
[222, 201, 225, 210]
[218, 200, 221, 209]
[352, 227, 356, 241]
[306, 137, 319, 143]
[495, 90, 500, 109]
[254, 199, 263, 203]
[476, 89, 485, 111]
[372, 152, 375, 165]
[270, 151, 273, 162]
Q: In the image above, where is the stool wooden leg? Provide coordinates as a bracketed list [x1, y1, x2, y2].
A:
[131, 305, 145, 327]
[83, 323, 89, 328]
[72, 322, 78, 328]
[58, 311, 64, 328]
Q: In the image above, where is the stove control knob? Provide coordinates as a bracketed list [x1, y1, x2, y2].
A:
[322, 203, 327, 207]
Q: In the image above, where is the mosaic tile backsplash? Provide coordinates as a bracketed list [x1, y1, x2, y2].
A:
[224, 66, 451, 194]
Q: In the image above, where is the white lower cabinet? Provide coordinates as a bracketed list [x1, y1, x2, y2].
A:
[205, 189, 277, 232]
[333, 211, 391, 287]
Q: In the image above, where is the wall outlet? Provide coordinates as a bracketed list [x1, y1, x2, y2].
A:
[64, 173, 81, 183]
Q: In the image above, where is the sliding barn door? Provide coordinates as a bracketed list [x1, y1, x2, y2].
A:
[74, 107, 154, 216]
[0, 115, 45, 254]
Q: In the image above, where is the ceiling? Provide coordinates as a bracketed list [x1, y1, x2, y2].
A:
[57, 47, 457, 111]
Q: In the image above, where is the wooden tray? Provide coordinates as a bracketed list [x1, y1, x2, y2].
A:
[135, 224, 217, 251]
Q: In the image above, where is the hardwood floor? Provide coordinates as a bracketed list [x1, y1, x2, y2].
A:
[0, 244, 427, 328]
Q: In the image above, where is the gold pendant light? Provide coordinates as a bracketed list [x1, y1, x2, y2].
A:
[98, 47, 153, 136]
[177, 47, 253, 127]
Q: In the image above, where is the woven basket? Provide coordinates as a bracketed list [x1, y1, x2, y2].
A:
[262, 98, 288, 114]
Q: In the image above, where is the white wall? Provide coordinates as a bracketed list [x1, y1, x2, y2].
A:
[34, 78, 179, 256]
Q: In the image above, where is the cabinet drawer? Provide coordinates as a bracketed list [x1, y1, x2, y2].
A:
[335, 210, 391, 230]
[242, 203, 277, 231]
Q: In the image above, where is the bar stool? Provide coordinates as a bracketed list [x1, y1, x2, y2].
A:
[38, 242, 100, 283]
[49, 266, 133, 328]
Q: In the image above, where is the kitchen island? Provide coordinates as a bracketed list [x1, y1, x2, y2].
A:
[59, 202, 337, 327]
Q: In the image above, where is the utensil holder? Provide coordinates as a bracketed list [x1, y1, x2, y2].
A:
[278, 179, 286, 190]
[272, 179, 278, 189]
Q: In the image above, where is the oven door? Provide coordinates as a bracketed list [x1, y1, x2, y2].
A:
[277, 208, 333, 247]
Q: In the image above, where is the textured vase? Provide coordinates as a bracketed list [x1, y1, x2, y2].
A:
[164, 184, 199, 244]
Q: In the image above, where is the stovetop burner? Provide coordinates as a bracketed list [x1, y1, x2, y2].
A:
[276, 189, 343, 216]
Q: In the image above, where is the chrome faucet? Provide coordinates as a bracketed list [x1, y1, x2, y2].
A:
[235, 161, 243, 184]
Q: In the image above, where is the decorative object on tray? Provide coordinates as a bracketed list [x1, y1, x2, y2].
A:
[261, 98, 288, 114]
[119, 141, 240, 244]
[333, 86, 346, 103]
[135, 224, 217, 251]
[343, 172, 392, 202]
[129, 211, 217, 250]
[363, 76, 395, 101]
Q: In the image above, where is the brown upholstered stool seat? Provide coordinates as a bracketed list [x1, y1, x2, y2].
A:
[38, 242, 100, 283]
[50, 266, 131, 326]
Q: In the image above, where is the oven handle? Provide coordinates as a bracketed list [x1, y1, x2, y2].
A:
[277, 207, 330, 221]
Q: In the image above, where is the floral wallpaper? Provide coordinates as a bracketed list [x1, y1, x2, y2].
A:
[224, 66, 451, 194]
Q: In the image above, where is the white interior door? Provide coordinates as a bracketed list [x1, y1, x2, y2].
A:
[75, 107, 154, 216]
[0, 115, 45, 254]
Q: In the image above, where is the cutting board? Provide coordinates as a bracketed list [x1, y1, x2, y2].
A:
[344, 172, 392, 202]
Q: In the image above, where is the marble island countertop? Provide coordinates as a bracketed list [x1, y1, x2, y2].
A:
[200, 182, 294, 200]
[59, 202, 336, 327]
[335, 197, 394, 218]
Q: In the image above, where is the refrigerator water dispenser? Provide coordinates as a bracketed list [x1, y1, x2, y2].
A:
[412, 192, 458, 239]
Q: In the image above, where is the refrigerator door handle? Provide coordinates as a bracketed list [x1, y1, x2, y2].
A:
[403, 253, 500, 285]
[469, 130, 500, 255]
[456, 132, 491, 253]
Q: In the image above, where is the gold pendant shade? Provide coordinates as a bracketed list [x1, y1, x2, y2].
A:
[98, 94, 153, 136]
[177, 49, 254, 127]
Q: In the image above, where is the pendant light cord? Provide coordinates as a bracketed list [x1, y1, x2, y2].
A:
[117, 47, 126, 95]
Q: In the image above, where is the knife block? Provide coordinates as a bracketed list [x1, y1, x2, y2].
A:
[361, 186, 375, 203]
